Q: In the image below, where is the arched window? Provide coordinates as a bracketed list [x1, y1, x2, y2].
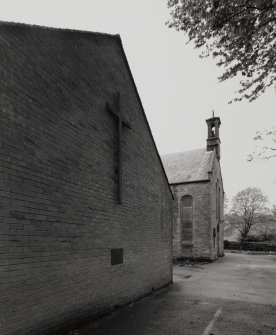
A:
[181, 195, 193, 243]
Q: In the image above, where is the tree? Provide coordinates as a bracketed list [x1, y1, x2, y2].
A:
[247, 127, 276, 161]
[229, 187, 268, 241]
[167, 0, 276, 102]
[272, 204, 276, 216]
[224, 194, 229, 213]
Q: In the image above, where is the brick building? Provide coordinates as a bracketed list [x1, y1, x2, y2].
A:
[162, 116, 224, 261]
[0, 22, 173, 335]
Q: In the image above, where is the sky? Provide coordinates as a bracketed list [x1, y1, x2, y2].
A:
[1, 0, 276, 206]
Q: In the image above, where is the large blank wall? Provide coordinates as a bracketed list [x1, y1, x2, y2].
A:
[0, 23, 172, 335]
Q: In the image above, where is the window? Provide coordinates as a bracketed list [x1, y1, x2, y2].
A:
[181, 195, 193, 243]
[211, 125, 216, 137]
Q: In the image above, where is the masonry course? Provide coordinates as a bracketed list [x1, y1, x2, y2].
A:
[0, 22, 172, 335]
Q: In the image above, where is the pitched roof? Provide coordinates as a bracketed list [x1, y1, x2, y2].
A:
[161, 148, 214, 184]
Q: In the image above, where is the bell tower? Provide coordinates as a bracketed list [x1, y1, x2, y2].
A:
[206, 112, 221, 160]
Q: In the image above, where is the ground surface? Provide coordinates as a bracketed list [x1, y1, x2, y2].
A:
[77, 253, 276, 335]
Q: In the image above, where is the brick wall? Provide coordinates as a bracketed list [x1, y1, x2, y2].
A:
[0, 23, 172, 335]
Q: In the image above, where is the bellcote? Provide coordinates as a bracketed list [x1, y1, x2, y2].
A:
[206, 115, 221, 160]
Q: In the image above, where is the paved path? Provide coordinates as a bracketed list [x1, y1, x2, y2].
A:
[78, 253, 276, 335]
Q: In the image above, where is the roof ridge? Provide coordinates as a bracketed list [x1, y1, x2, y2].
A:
[161, 147, 213, 184]
[161, 147, 206, 157]
[0, 20, 121, 40]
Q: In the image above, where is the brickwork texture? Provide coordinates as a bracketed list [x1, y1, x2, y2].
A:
[0, 22, 173, 335]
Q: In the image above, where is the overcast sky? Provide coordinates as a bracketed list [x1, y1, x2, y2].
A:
[1, 0, 276, 206]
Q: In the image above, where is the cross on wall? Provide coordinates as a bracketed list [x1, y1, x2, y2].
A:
[106, 92, 131, 204]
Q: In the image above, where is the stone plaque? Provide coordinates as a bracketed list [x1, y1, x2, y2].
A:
[111, 248, 123, 265]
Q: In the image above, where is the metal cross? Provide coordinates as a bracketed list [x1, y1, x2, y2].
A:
[106, 92, 131, 204]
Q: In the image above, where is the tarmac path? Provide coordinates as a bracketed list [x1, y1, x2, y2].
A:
[77, 253, 276, 335]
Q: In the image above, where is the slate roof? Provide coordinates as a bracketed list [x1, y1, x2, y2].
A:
[161, 148, 214, 184]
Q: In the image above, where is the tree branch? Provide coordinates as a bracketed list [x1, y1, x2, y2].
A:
[257, 17, 276, 30]
[230, 223, 243, 233]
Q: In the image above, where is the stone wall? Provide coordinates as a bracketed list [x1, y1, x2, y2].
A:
[171, 154, 224, 261]
[209, 157, 224, 259]
[0, 23, 172, 335]
[171, 181, 212, 260]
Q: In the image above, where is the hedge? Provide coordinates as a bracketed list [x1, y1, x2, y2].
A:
[224, 240, 276, 252]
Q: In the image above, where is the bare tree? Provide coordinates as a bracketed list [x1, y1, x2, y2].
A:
[224, 194, 229, 214]
[229, 187, 268, 241]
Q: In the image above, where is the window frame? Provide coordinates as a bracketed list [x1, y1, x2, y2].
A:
[180, 195, 194, 245]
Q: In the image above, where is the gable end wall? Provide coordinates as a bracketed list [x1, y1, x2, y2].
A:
[0, 24, 172, 335]
[171, 181, 212, 260]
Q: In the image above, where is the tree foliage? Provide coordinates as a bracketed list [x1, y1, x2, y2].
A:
[224, 194, 229, 213]
[247, 127, 276, 161]
[229, 187, 268, 240]
[167, 0, 276, 102]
